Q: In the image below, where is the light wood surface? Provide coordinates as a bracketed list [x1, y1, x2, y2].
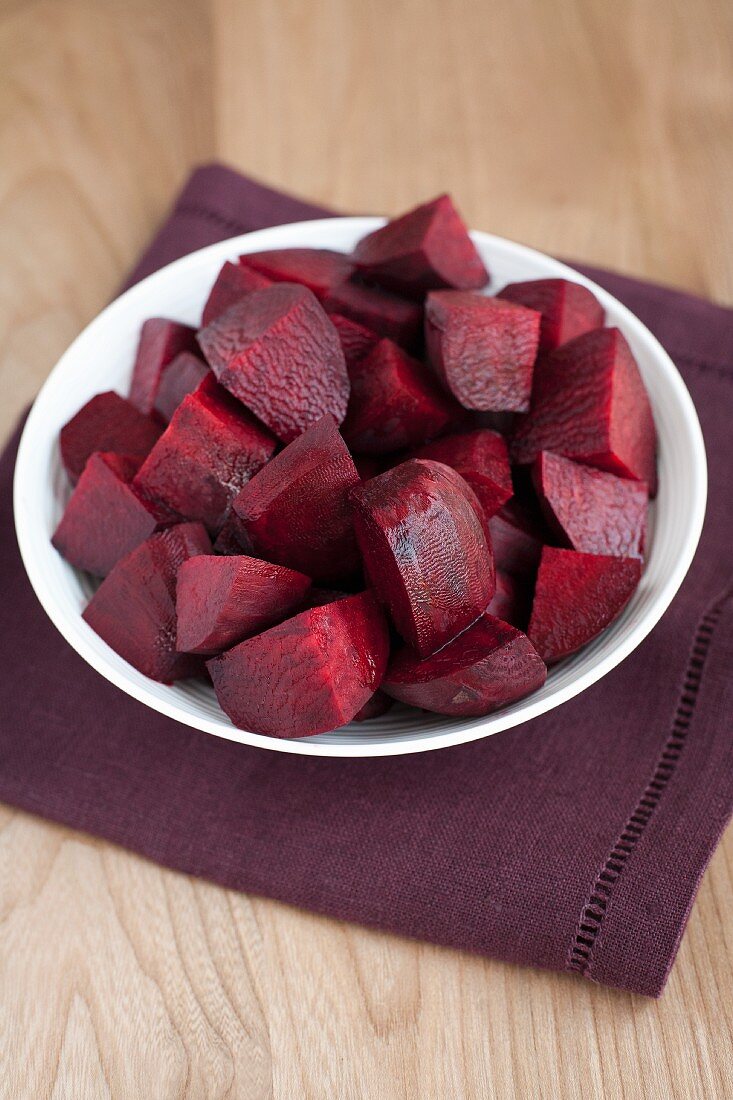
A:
[1, 1, 732, 1096]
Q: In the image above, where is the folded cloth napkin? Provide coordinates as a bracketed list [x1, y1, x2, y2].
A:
[2, 164, 732, 997]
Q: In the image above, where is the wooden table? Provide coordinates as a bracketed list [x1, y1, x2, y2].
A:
[1, 2, 732, 1096]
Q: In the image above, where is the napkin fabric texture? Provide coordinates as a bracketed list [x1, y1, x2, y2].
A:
[2, 164, 732, 997]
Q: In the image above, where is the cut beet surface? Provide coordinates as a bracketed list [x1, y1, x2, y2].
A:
[59, 391, 163, 485]
[329, 312, 381, 367]
[533, 451, 647, 558]
[528, 546, 642, 663]
[323, 279, 423, 351]
[202, 261, 272, 327]
[353, 690, 394, 721]
[350, 459, 495, 657]
[511, 327, 658, 494]
[341, 338, 462, 455]
[176, 555, 311, 655]
[133, 375, 276, 533]
[233, 415, 361, 583]
[409, 429, 512, 519]
[353, 194, 489, 298]
[497, 278, 604, 352]
[212, 511, 255, 556]
[383, 613, 546, 717]
[154, 352, 210, 423]
[83, 522, 211, 682]
[239, 248, 354, 300]
[486, 569, 530, 629]
[129, 318, 199, 416]
[207, 591, 390, 737]
[53, 452, 176, 577]
[198, 283, 350, 442]
[488, 499, 546, 577]
[425, 291, 540, 412]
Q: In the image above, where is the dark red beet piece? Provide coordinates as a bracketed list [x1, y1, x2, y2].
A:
[409, 429, 512, 519]
[353, 455, 383, 481]
[486, 570, 530, 629]
[198, 283, 350, 442]
[83, 523, 211, 682]
[425, 291, 540, 412]
[202, 261, 272, 326]
[528, 546, 642, 663]
[323, 280, 423, 351]
[488, 501, 546, 577]
[533, 451, 647, 558]
[238, 248, 354, 299]
[59, 391, 163, 485]
[233, 415, 361, 583]
[497, 278, 604, 351]
[383, 613, 546, 717]
[511, 327, 658, 494]
[352, 194, 489, 298]
[154, 352, 210, 423]
[129, 318, 199, 415]
[350, 459, 495, 657]
[176, 555, 311, 655]
[207, 591, 390, 737]
[213, 512, 255, 556]
[329, 312, 381, 366]
[353, 690, 394, 721]
[52, 452, 175, 576]
[133, 375, 276, 533]
[341, 338, 461, 455]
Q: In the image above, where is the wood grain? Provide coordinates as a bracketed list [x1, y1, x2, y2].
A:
[1, 0, 732, 1096]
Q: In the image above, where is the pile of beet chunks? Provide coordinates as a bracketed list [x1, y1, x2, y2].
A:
[53, 194, 656, 739]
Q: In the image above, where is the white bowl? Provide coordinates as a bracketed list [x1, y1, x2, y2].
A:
[13, 218, 707, 757]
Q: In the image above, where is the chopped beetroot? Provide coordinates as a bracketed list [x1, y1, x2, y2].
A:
[233, 415, 361, 583]
[497, 278, 604, 351]
[59, 392, 163, 485]
[202, 261, 272, 326]
[198, 283, 350, 442]
[83, 523, 211, 682]
[383, 613, 546, 716]
[511, 327, 658, 494]
[341, 338, 461, 455]
[533, 451, 647, 558]
[129, 318, 199, 416]
[425, 291, 540, 412]
[207, 591, 390, 737]
[488, 498, 547, 577]
[408, 429, 512, 519]
[323, 280, 423, 351]
[238, 248, 354, 299]
[176, 555, 311, 655]
[350, 459, 495, 657]
[352, 194, 489, 298]
[353, 690, 394, 721]
[212, 512, 255, 556]
[300, 587, 350, 609]
[133, 376, 276, 533]
[154, 352, 210, 423]
[528, 546, 642, 662]
[329, 312, 381, 366]
[486, 569, 530, 629]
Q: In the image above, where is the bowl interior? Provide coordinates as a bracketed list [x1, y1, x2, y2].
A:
[13, 218, 707, 757]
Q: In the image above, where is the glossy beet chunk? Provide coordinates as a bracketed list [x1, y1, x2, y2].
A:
[202, 261, 271, 326]
[352, 690, 394, 721]
[497, 278, 604, 351]
[59, 391, 163, 484]
[207, 591, 390, 737]
[323, 280, 423, 351]
[176, 555, 311, 655]
[329, 312, 381, 367]
[486, 569, 530, 629]
[425, 291, 540, 412]
[528, 546, 642, 663]
[198, 283, 350, 442]
[350, 459, 495, 657]
[83, 523, 211, 682]
[511, 327, 658, 494]
[409, 429, 512, 519]
[154, 352, 210, 423]
[233, 415, 361, 583]
[341, 338, 461, 455]
[129, 318, 199, 415]
[238, 248, 354, 299]
[383, 614, 546, 716]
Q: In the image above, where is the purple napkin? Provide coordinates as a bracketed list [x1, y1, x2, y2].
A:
[3, 165, 732, 997]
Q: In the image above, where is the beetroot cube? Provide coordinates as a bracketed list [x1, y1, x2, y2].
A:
[341, 338, 461, 455]
[409, 429, 512, 519]
[528, 546, 642, 663]
[533, 451, 647, 558]
[383, 614, 546, 717]
[176, 555, 311, 655]
[329, 312, 381, 366]
[207, 591, 390, 737]
[486, 570, 529, 629]
[198, 283, 350, 442]
[425, 291, 540, 412]
[353, 690, 394, 721]
[202, 261, 272, 327]
[498, 278, 604, 352]
[83, 523, 211, 682]
[59, 392, 163, 485]
[488, 500, 546, 577]
[511, 328, 658, 494]
[129, 318, 199, 416]
[233, 415, 361, 583]
[239, 248, 354, 299]
[133, 376, 276, 533]
[350, 459, 495, 657]
[154, 352, 210, 423]
[323, 280, 423, 351]
[353, 194, 489, 298]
